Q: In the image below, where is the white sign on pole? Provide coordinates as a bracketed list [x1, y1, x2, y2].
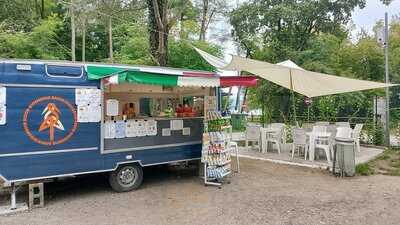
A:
[0, 105, 5, 125]
[0, 87, 5, 104]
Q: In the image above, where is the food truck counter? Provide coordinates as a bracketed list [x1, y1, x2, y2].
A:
[104, 117, 204, 153]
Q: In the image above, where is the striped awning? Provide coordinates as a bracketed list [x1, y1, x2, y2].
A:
[86, 65, 257, 88]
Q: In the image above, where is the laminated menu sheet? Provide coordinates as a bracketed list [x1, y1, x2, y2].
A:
[75, 88, 102, 123]
[145, 120, 157, 136]
[170, 119, 183, 130]
[104, 120, 116, 139]
[136, 120, 147, 137]
[0, 87, 5, 104]
[125, 119, 138, 137]
[75, 88, 101, 105]
[115, 120, 126, 139]
[106, 99, 119, 116]
[77, 105, 102, 123]
[0, 105, 5, 125]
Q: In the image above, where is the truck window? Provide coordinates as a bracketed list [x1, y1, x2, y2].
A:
[46, 64, 83, 78]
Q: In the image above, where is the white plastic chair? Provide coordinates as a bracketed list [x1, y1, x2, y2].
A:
[336, 127, 353, 139]
[312, 125, 331, 163]
[352, 124, 364, 152]
[292, 128, 308, 158]
[313, 125, 327, 133]
[268, 123, 286, 144]
[301, 123, 314, 131]
[227, 126, 240, 173]
[265, 126, 284, 154]
[245, 124, 261, 150]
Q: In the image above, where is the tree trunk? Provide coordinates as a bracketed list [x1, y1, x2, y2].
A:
[82, 25, 86, 62]
[199, 0, 208, 41]
[108, 17, 113, 62]
[41, 0, 45, 19]
[70, 0, 76, 62]
[147, 0, 168, 66]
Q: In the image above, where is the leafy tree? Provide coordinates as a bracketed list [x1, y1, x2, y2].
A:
[230, 0, 366, 60]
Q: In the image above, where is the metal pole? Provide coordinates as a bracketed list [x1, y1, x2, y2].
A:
[10, 183, 16, 210]
[290, 70, 297, 124]
[384, 12, 390, 146]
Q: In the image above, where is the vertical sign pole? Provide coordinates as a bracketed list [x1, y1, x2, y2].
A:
[384, 12, 390, 146]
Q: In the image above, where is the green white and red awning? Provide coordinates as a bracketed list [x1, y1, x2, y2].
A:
[85, 65, 257, 87]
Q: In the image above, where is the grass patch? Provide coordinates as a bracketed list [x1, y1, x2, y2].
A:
[359, 149, 400, 176]
[356, 163, 373, 176]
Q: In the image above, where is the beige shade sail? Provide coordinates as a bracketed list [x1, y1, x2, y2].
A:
[222, 55, 396, 98]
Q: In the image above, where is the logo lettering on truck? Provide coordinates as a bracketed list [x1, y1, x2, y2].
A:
[23, 96, 78, 146]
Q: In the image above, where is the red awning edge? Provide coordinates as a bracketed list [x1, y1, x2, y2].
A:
[220, 76, 258, 87]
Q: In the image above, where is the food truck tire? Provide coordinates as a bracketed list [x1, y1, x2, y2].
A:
[109, 164, 143, 192]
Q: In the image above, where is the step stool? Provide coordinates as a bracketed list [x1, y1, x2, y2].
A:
[29, 183, 44, 209]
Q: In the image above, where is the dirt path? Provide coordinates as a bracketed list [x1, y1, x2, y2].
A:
[1, 158, 400, 225]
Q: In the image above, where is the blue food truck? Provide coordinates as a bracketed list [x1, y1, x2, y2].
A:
[0, 59, 259, 194]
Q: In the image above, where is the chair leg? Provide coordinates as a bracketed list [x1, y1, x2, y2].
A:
[245, 140, 248, 148]
[235, 145, 240, 173]
[291, 144, 295, 158]
[277, 141, 281, 154]
[325, 147, 331, 164]
[303, 144, 308, 160]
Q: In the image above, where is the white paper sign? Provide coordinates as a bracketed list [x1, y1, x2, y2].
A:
[145, 120, 157, 136]
[183, 127, 190, 136]
[136, 120, 146, 136]
[75, 88, 90, 105]
[106, 99, 119, 116]
[77, 105, 90, 122]
[125, 120, 139, 137]
[0, 87, 6, 104]
[115, 120, 126, 139]
[76, 88, 101, 105]
[89, 105, 102, 122]
[0, 105, 6, 125]
[90, 89, 101, 105]
[162, 128, 171, 136]
[104, 120, 116, 139]
[170, 120, 183, 130]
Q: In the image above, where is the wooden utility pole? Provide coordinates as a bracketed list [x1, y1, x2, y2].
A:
[108, 17, 113, 62]
[82, 23, 86, 62]
[70, 0, 76, 62]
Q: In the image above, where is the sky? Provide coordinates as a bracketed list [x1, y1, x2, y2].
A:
[352, 0, 400, 35]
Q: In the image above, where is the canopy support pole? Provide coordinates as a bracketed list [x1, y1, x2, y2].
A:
[290, 70, 297, 125]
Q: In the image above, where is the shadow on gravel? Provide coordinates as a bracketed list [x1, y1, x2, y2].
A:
[44, 164, 199, 204]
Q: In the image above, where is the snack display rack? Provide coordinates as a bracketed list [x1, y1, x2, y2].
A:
[202, 111, 232, 186]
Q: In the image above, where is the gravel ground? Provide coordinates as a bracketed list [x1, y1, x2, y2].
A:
[1, 158, 400, 225]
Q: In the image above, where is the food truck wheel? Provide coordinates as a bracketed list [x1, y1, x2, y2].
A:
[109, 164, 143, 192]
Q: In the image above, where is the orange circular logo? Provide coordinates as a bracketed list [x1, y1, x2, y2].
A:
[23, 96, 78, 146]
